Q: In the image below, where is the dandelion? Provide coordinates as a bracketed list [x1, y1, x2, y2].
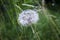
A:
[18, 9, 39, 26]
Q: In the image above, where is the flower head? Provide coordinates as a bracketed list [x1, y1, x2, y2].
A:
[18, 9, 39, 26]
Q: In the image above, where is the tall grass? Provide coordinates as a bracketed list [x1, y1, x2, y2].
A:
[0, 0, 60, 40]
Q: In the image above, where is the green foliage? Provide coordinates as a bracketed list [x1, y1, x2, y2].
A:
[0, 0, 60, 40]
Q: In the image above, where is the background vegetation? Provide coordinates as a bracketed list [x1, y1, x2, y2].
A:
[0, 0, 60, 40]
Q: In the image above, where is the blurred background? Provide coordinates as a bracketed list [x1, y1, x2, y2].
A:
[0, 0, 60, 40]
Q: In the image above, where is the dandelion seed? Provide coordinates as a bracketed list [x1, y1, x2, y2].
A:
[18, 9, 39, 26]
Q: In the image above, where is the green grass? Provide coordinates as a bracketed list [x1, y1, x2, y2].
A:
[0, 0, 60, 40]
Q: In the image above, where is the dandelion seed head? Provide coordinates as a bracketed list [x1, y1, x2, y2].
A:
[18, 9, 39, 26]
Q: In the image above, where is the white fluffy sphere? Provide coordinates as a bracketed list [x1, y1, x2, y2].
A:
[18, 9, 39, 26]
